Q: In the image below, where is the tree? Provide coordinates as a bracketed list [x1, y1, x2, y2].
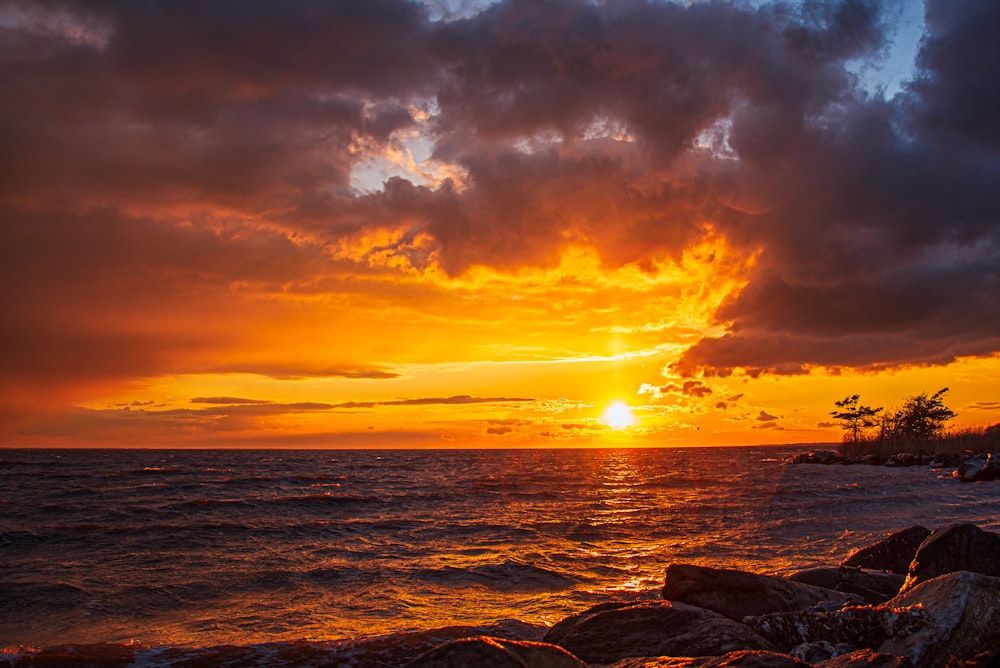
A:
[831, 394, 883, 443]
[889, 388, 956, 442]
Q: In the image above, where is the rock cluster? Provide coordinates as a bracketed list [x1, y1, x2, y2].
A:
[408, 523, 1000, 668]
[787, 450, 1000, 481]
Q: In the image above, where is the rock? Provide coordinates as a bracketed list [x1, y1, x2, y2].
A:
[841, 526, 930, 574]
[879, 571, 1000, 666]
[901, 523, 1000, 591]
[954, 453, 1000, 482]
[928, 453, 960, 469]
[789, 450, 843, 465]
[786, 567, 904, 603]
[605, 651, 810, 667]
[884, 453, 920, 467]
[662, 564, 857, 622]
[788, 640, 854, 664]
[405, 636, 586, 667]
[543, 601, 772, 665]
[749, 569, 1000, 666]
[746, 605, 928, 655]
[814, 648, 912, 666]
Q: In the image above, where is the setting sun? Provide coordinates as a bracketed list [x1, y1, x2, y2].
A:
[603, 401, 637, 430]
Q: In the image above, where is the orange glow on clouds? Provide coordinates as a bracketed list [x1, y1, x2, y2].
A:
[2, 1, 999, 448]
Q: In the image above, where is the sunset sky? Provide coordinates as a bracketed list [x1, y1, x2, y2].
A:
[1, 0, 998, 448]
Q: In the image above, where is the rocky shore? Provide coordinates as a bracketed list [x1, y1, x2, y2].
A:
[787, 449, 1000, 482]
[9, 523, 1000, 667]
[403, 523, 1000, 668]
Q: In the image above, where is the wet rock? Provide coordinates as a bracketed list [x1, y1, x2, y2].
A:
[879, 571, 1000, 666]
[786, 567, 904, 603]
[406, 636, 586, 667]
[814, 648, 912, 667]
[954, 453, 1000, 482]
[662, 564, 856, 622]
[788, 450, 843, 465]
[605, 650, 810, 667]
[901, 523, 1000, 591]
[543, 601, 772, 665]
[746, 605, 928, 655]
[788, 640, 853, 664]
[841, 526, 930, 575]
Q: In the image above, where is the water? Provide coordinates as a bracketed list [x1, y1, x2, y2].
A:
[2, 446, 998, 658]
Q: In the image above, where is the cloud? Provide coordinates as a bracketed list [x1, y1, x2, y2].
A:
[332, 395, 535, 409]
[671, 0, 1000, 375]
[1, 0, 998, 415]
[966, 402, 1000, 412]
[666, 381, 713, 398]
[208, 364, 401, 380]
[757, 410, 779, 422]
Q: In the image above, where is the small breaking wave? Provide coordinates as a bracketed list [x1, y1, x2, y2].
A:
[417, 560, 581, 592]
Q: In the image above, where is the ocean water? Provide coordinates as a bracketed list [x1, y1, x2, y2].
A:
[2, 446, 999, 661]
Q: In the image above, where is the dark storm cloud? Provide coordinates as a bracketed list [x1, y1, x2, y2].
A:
[1, 0, 998, 386]
[674, 0, 1000, 375]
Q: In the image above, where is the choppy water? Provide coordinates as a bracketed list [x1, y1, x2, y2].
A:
[2, 446, 998, 657]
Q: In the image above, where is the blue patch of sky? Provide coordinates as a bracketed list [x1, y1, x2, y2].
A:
[849, 0, 926, 98]
[351, 0, 927, 191]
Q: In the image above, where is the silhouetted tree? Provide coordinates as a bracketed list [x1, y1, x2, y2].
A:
[831, 394, 883, 443]
[888, 388, 956, 442]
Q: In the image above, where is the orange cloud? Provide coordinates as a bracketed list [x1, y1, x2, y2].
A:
[2, 0, 999, 446]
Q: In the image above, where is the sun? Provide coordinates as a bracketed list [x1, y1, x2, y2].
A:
[602, 401, 636, 430]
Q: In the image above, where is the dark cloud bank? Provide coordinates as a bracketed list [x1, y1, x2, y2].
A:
[1, 0, 998, 384]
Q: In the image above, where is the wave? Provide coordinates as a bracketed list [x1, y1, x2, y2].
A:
[137, 466, 184, 474]
[416, 560, 581, 592]
[171, 492, 383, 512]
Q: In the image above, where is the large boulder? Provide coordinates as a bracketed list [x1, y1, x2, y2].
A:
[662, 564, 856, 621]
[786, 567, 904, 603]
[879, 571, 1000, 666]
[605, 651, 810, 667]
[543, 601, 772, 665]
[405, 636, 586, 667]
[841, 526, 930, 574]
[746, 605, 928, 655]
[901, 523, 1000, 591]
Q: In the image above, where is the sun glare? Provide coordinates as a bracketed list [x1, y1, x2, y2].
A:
[602, 401, 636, 430]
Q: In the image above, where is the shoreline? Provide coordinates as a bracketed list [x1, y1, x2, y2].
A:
[788, 447, 1000, 482]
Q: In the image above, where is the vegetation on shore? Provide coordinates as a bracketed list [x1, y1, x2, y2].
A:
[830, 388, 1000, 457]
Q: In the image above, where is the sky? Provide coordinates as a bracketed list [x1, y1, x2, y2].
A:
[1, 0, 998, 448]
